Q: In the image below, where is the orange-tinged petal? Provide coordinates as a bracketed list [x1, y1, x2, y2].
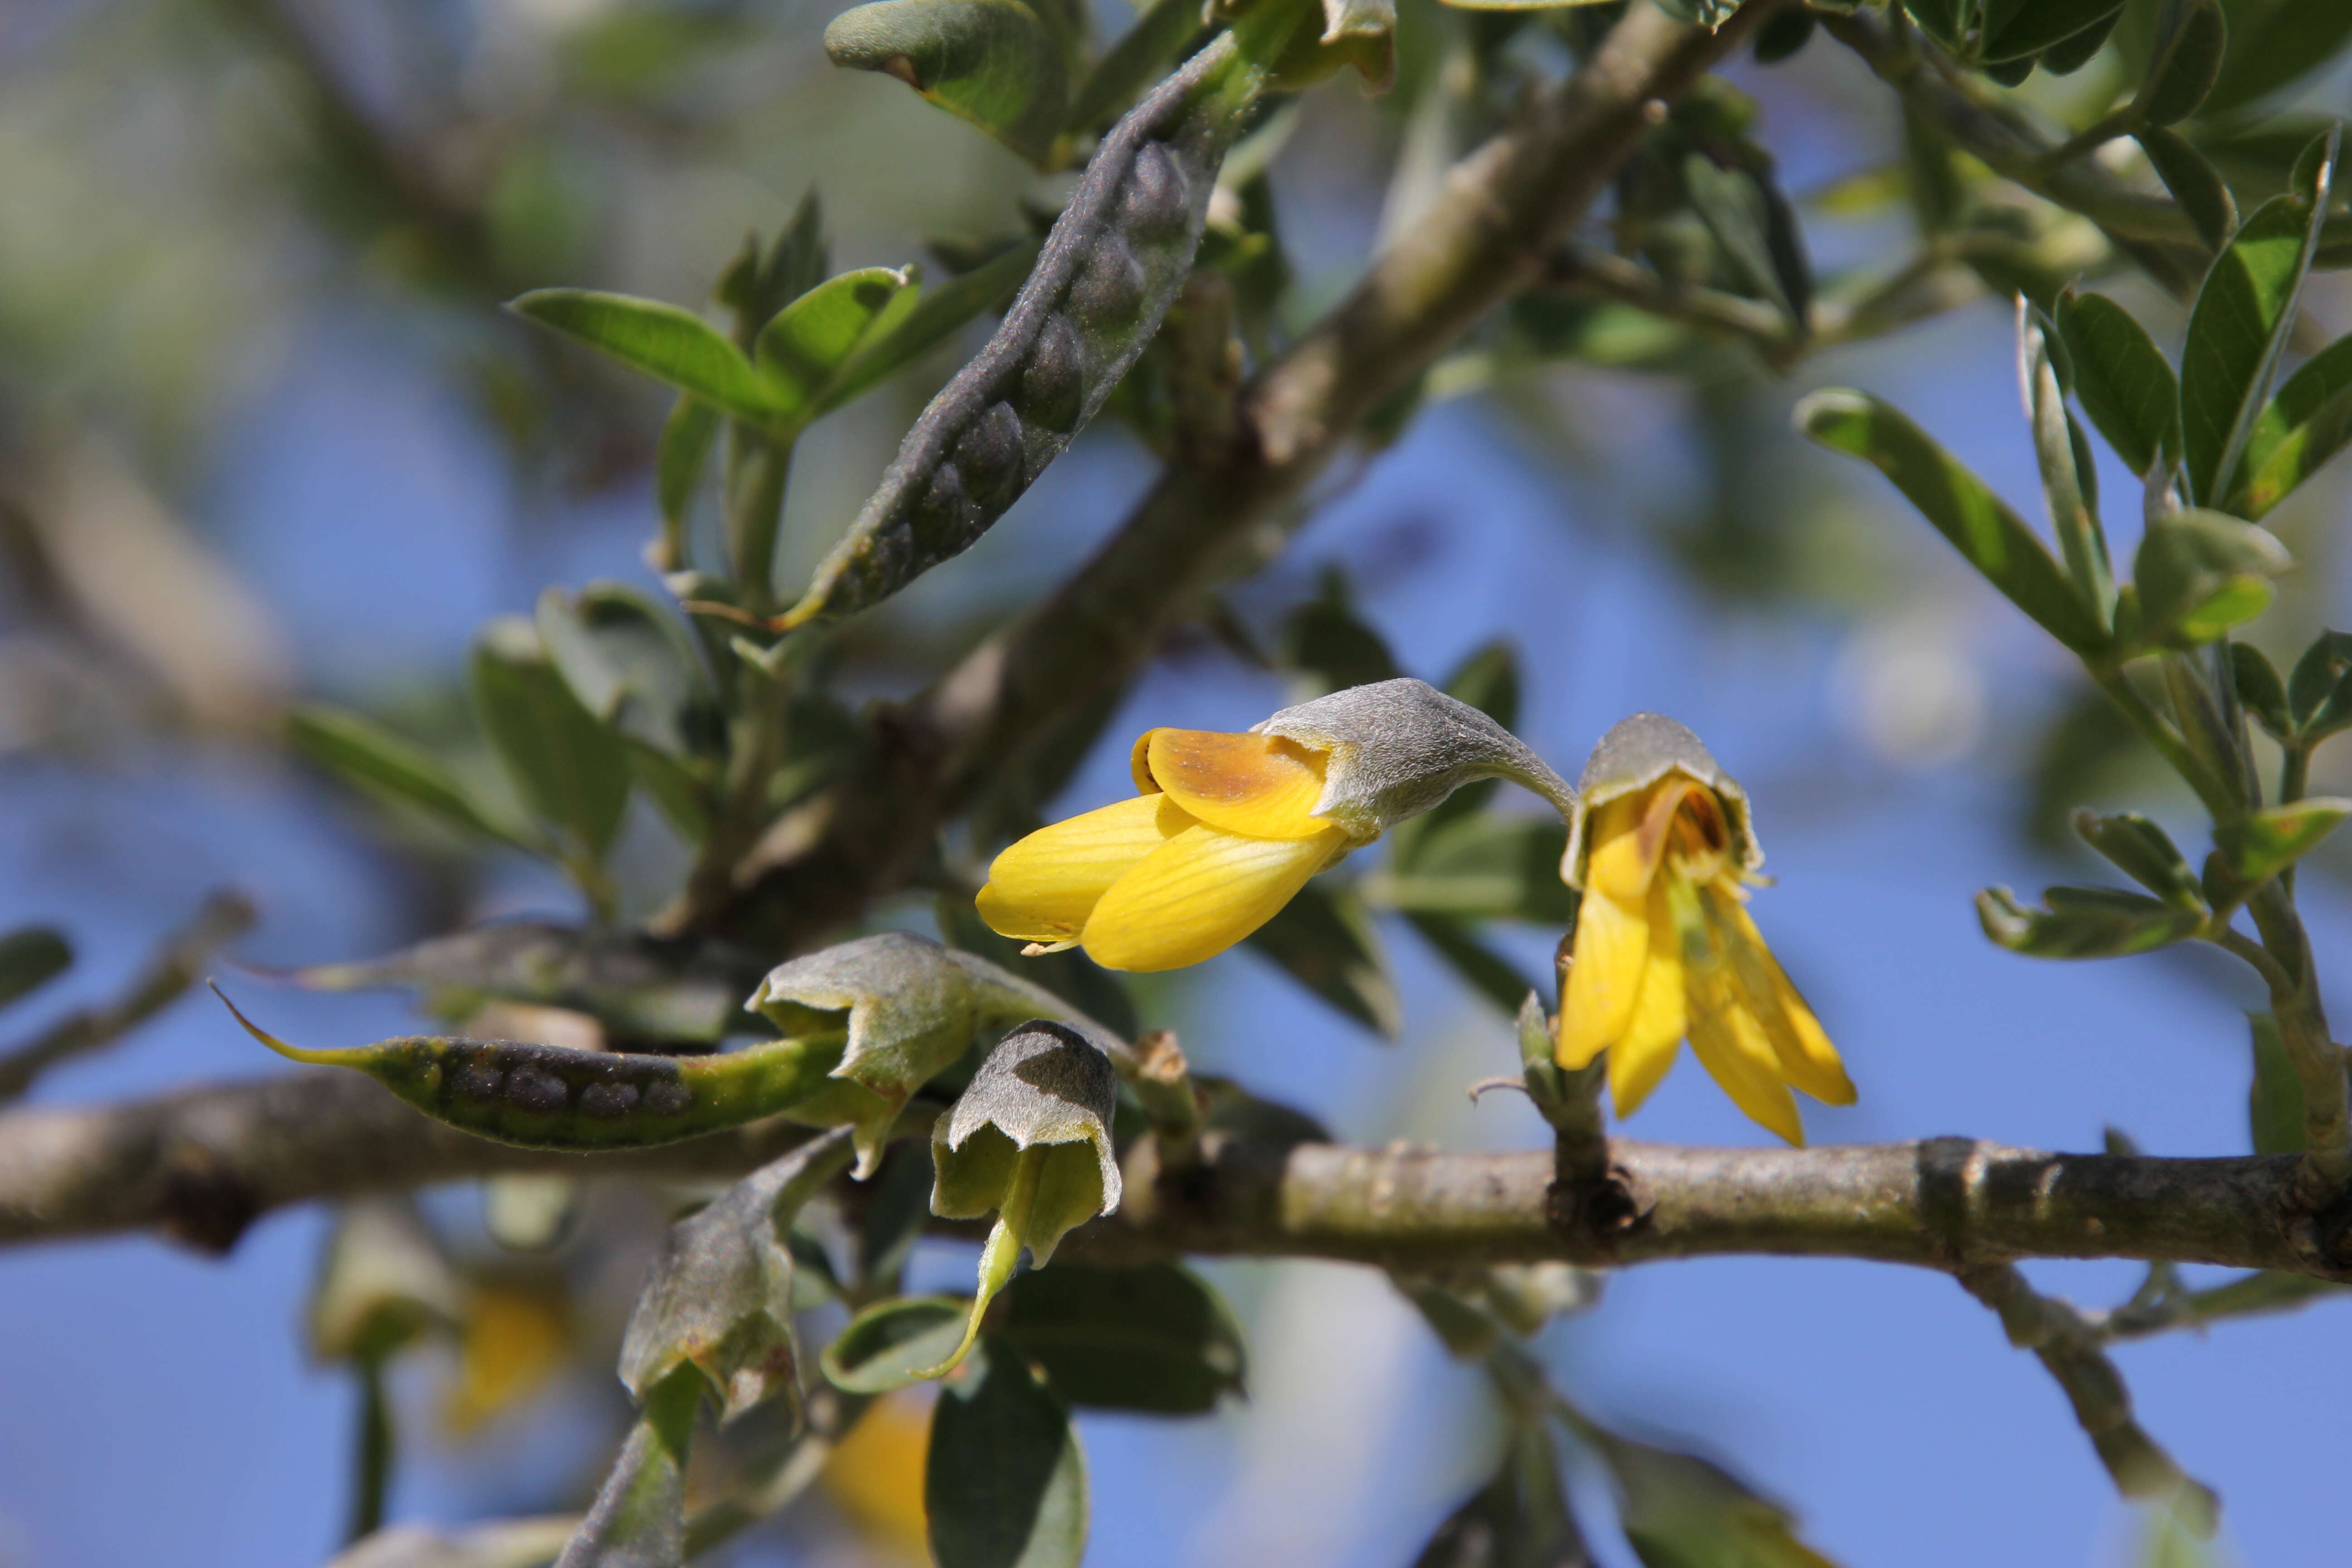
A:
[1608, 877, 1689, 1116]
[976, 794, 1192, 942]
[1719, 892, 1855, 1105]
[1142, 729, 1332, 840]
[1080, 823, 1348, 972]
[1686, 964, 1804, 1146]
[1556, 887, 1650, 1068]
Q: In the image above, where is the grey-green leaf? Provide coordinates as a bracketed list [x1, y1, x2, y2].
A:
[2069, 810, 2206, 909]
[823, 1296, 971, 1394]
[0, 927, 72, 1011]
[2132, 508, 2292, 648]
[2022, 303, 2112, 617]
[926, 1338, 1089, 1568]
[824, 0, 1069, 166]
[2135, 127, 2236, 251]
[1244, 881, 1402, 1037]
[2179, 133, 2337, 505]
[2132, 0, 2225, 126]
[998, 1262, 1247, 1414]
[472, 617, 634, 858]
[1413, 1419, 1591, 1568]
[2057, 291, 2179, 477]
[2228, 642, 2293, 739]
[291, 705, 533, 849]
[1798, 389, 2108, 654]
[1683, 154, 1807, 328]
[510, 290, 785, 425]
[554, 1366, 700, 1568]
[1977, 885, 2205, 958]
[1578, 1419, 1844, 1568]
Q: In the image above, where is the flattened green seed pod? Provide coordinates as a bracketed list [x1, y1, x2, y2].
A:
[783, 34, 1256, 626]
[1562, 713, 1761, 887]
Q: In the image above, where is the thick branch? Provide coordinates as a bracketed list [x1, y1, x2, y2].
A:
[9, 1069, 2352, 1287]
[718, 1, 1776, 951]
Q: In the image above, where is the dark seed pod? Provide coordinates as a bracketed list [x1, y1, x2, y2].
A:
[782, 33, 1259, 626]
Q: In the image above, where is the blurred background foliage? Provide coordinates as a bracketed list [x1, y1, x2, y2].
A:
[5, 0, 2352, 1564]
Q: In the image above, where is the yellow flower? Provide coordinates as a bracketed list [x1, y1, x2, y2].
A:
[1555, 714, 1853, 1145]
[975, 678, 1577, 974]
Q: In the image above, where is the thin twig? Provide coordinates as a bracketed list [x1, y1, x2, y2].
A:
[0, 890, 257, 1103]
[2090, 1269, 2348, 1343]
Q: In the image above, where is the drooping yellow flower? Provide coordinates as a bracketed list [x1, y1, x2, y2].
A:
[976, 678, 1576, 974]
[1555, 714, 1853, 1145]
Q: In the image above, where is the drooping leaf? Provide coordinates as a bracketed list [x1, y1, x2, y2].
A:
[1575, 1418, 1842, 1568]
[2135, 127, 2236, 251]
[2069, 810, 2206, 909]
[510, 290, 785, 425]
[2132, 0, 2225, 126]
[926, 1339, 1089, 1568]
[2132, 508, 2292, 648]
[825, 238, 1044, 409]
[2212, 798, 2352, 883]
[2248, 1012, 2305, 1155]
[824, 0, 1070, 166]
[0, 927, 72, 1011]
[1977, 885, 2206, 958]
[1980, 0, 2122, 64]
[2179, 132, 2338, 505]
[1244, 880, 1402, 1037]
[471, 617, 633, 859]
[2229, 334, 2352, 518]
[1414, 1419, 1592, 1568]
[617, 1128, 855, 1424]
[2057, 290, 2180, 477]
[997, 1262, 1247, 1414]
[1798, 390, 2108, 654]
[290, 705, 534, 849]
[823, 1296, 971, 1395]
[554, 1367, 700, 1568]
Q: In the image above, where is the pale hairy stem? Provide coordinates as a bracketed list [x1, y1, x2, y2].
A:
[11, 1070, 2352, 1288]
[714, 0, 1782, 952]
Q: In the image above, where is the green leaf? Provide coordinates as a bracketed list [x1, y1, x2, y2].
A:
[471, 616, 633, 859]
[289, 705, 532, 848]
[2248, 1012, 2305, 1155]
[1902, 0, 1973, 52]
[2135, 127, 2236, 251]
[536, 584, 708, 759]
[0, 927, 72, 1011]
[2132, 0, 2225, 126]
[2179, 131, 2337, 505]
[1683, 154, 1808, 328]
[1414, 1419, 1591, 1568]
[998, 1263, 1247, 1413]
[2201, 0, 2352, 118]
[1282, 570, 1401, 698]
[2039, 5, 2119, 74]
[2229, 642, 2293, 739]
[1577, 1419, 1845, 1568]
[755, 265, 920, 424]
[618, 1129, 853, 1423]
[824, 0, 1070, 167]
[2132, 508, 2292, 648]
[557, 1366, 700, 1568]
[1980, 0, 2121, 63]
[1378, 815, 1576, 924]
[2228, 334, 2352, 518]
[2057, 291, 2180, 476]
[2213, 798, 2352, 883]
[823, 1296, 970, 1394]
[926, 1338, 1089, 1568]
[1407, 911, 1540, 1018]
[2069, 810, 2207, 909]
[719, 189, 832, 332]
[1977, 885, 2206, 958]
[509, 289, 785, 425]
[1067, 0, 1202, 129]
[2288, 630, 2352, 735]
[652, 396, 720, 571]
[1797, 389, 2109, 654]
[825, 237, 1044, 412]
[1752, 11, 1818, 64]
[2021, 303, 2113, 619]
[1245, 881, 1402, 1037]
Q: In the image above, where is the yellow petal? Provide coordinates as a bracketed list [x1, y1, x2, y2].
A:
[1141, 729, 1332, 840]
[1608, 877, 1689, 1117]
[1556, 887, 1649, 1068]
[975, 794, 1192, 942]
[1717, 891, 1856, 1106]
[1080, 823, 1348, 971]
[1686, 964, 1805, 1146]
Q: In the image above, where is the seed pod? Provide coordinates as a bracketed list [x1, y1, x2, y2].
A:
[781, 34, 1257, 627]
